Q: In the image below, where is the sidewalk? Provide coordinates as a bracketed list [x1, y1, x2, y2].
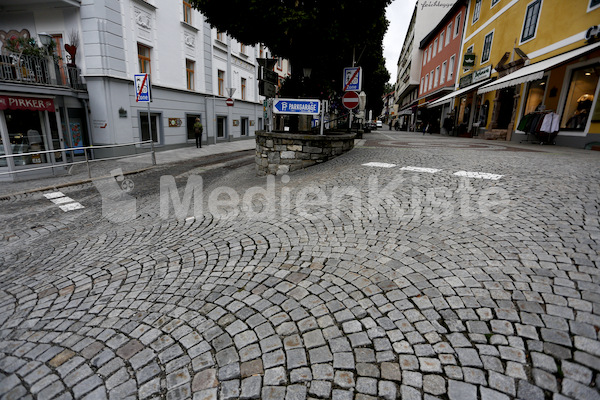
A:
[0, 140, 256, 197]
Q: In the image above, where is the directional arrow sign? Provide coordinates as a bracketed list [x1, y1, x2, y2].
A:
[342, 91, 360, 110]
[273, 99, 320, 115]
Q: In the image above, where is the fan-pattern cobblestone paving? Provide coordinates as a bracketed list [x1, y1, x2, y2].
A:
[0, 132, 599, 400]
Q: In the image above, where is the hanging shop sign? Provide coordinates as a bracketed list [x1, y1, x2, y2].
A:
[472, 65, 492, 84]
[0, 95, 55, 112]
[463, 53, 476, 69]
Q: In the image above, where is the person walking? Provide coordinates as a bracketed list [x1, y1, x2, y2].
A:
[193, 117, 203, 148]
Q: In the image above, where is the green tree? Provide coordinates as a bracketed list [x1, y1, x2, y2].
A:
[189, 0, 390, 115]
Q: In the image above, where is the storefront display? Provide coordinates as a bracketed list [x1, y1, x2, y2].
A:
[561, 64, 599, 131]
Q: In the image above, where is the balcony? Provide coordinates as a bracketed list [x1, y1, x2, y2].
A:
[0, 53, 86, 91]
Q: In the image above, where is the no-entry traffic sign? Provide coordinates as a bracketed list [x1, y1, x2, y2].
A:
[342, 91, 359, 110]
[226, 98, 234, 107]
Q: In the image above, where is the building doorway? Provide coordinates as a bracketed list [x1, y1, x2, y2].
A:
[496, 87, 515, 129]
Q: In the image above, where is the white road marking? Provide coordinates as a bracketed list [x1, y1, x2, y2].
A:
[454, 171, 503, 180]
[50, 197, 75, 205]
[59, 203, 85, 212]
[400, 166, 441, 173]
[362, 162, 397, 168]
[43, 192, 64, 199]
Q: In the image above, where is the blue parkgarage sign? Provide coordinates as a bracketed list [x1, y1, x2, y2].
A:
[273, 99, 321, 115]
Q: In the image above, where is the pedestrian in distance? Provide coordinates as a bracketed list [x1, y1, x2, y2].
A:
[194, 117, 203, 148]
[388, 120, 393, 130]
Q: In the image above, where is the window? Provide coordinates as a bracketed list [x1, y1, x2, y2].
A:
[448, 55, 455, 81]
[521, 0, 541, 43]
[424, 49, 428, 66]
[482, 31, 494, 63]
[433, 39, 438, 57]
[491, 0, 500, 7]
[441, 61, 447, 84]
[241, 77, 246, 100]
[218, 70, 224, 96]
[138, 44, 151, 74]
[240, 43, 246, 54]
[560, 64, 600, 131]
[440, 32, 445, 50]
[216, 31, 224, 42]
[428, 46, 432, 61]
[454, 13, 462, 37]
[435, 66, 440, 87]
[277, 58, 282, 71]
[186, 59, 195, 90]
[472, 0, 482, 24]
[140, 112, 159, 143]
[522, 78, 547, 116]
[446, 23, 452, 45]
[591, 0, 600, 9]
[183, 1, 192, 24]
[424, 75, 429, 92]
[429, 71, 434, 90]
[421, 78, 425, 94]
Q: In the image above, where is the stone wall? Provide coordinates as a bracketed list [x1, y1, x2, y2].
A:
[255, 131, 356, 175]
[484, 129, 508, 140]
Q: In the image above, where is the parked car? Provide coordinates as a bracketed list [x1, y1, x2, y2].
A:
[376, 120, 383, 128]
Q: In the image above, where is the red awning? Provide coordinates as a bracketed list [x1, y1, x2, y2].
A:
[0, 95, 55, 112]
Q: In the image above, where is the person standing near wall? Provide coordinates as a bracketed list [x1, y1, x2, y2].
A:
[194, 117, 203, 148]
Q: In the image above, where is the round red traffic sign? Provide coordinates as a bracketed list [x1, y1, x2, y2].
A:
[342, 91, 359, 110]
[226, 98, 234, 107]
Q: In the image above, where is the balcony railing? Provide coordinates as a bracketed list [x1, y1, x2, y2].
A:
[0, 52, 86, 91]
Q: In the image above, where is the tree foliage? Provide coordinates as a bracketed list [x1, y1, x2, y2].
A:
[189, 0, 391, 114]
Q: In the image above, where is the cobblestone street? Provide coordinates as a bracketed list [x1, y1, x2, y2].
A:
[1, 130, 599, 400]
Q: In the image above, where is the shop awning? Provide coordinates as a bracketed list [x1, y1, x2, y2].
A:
[0, 95, 55, 112]
[428, 79, 492, 108]
[478, 42, 600, 94]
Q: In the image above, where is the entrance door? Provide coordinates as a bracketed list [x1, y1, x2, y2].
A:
[217, 116, 227, 140]
[241, 117, 248, 136]
[140, 112, 159, 143]
[496, 88, 515, 129]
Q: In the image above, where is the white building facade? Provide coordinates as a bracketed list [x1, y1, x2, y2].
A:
[0, 0, 265, 176]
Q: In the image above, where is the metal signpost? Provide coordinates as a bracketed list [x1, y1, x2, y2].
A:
[134, 73, 156, 165]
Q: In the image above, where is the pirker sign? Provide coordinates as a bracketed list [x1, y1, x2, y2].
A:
[0, 95, 55, 112]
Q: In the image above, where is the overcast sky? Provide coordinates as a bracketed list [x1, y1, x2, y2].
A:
[383, 0, 418, 85]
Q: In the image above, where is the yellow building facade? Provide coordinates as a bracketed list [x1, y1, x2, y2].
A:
[455, 0, 600, 147]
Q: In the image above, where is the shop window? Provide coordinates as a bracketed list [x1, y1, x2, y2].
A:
[472, 0, 482, 24]
[523, 77, 547, 115]
[217, 116, 227, 138]
[4, 110, 46, 165]
[560, 65, 600, 131]
[482, 31, 493, 64]
[140, 112, 159, 143]
[138, 43, 151, 74]
[521, 0, 541, 43]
